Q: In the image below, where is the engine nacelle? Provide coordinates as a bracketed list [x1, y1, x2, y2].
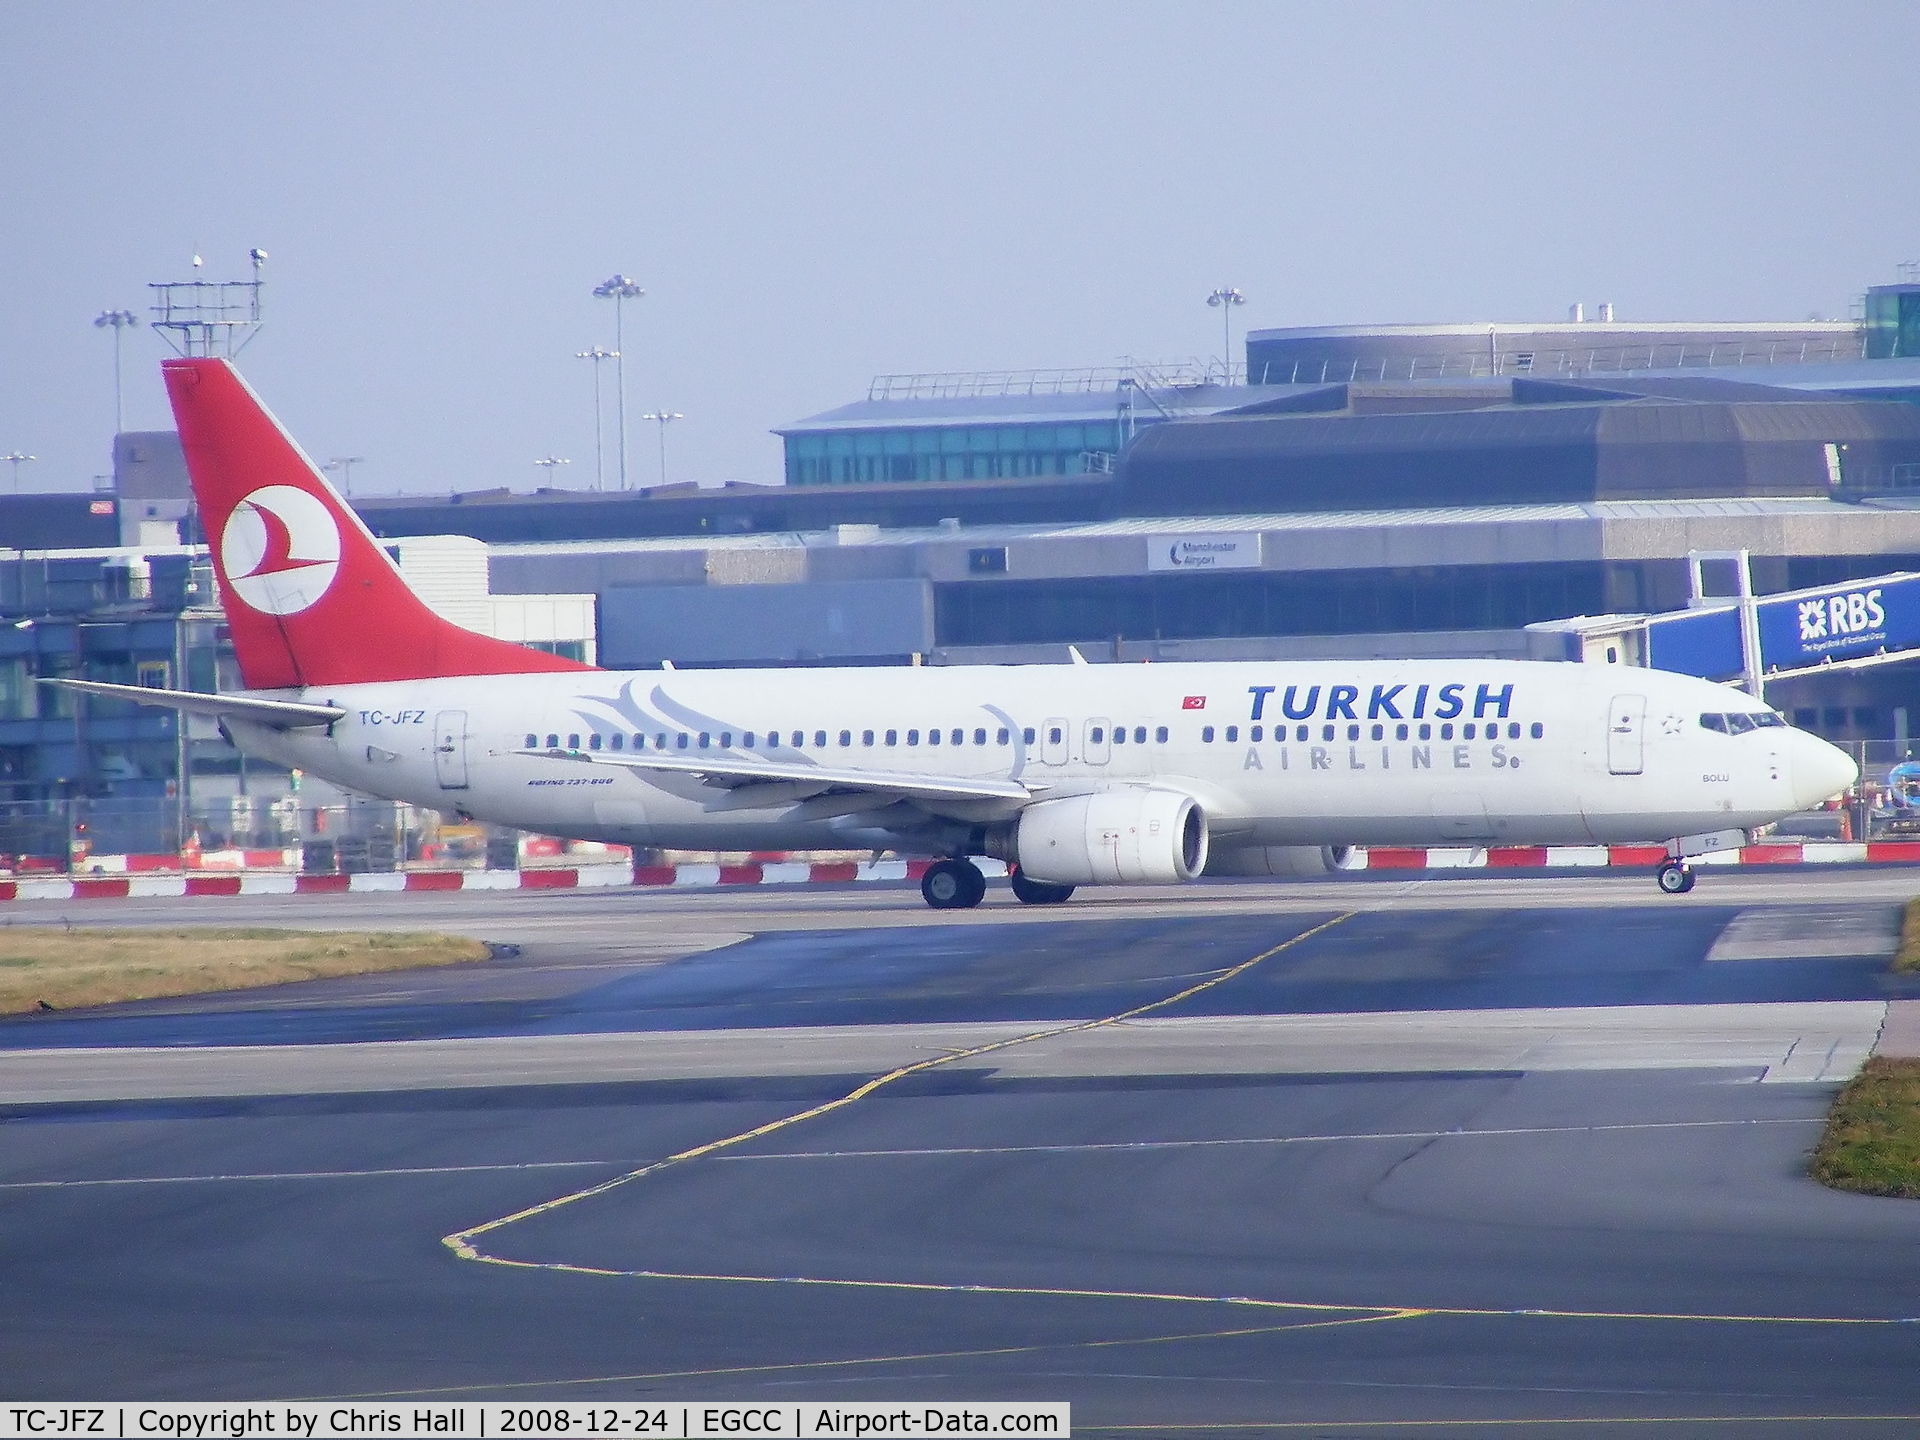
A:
[1203, 844, 1352, 878]
[998, 788, 1208, 886]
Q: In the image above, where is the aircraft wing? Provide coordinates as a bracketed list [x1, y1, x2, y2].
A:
[37, 679, 345, 729]
[529, 748, 1034, 804]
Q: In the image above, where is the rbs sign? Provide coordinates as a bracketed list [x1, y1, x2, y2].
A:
[1757, 574, 1920, 669]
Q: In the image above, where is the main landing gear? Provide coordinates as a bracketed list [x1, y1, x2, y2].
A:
[1655, 858, 1696, 895]
[921, 858, 987, 909]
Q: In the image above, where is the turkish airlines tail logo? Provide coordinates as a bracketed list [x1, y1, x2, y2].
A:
[221, 485, 342, 615]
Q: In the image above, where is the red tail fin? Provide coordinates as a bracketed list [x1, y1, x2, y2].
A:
[163, 358, 594, 689]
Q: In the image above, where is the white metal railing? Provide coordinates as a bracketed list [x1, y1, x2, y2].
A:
[867, 358, 1240, 401]
[1250, 336, 1869, 387]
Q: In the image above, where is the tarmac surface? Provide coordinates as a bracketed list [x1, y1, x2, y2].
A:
[5, 868, 1920, 1433]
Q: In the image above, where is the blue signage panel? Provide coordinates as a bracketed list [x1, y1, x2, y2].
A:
[1645, 606, 1742, 681]
[1756, 573, 1920, 670]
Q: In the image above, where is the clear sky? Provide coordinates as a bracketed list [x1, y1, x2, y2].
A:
[2, 1, 1914, 499]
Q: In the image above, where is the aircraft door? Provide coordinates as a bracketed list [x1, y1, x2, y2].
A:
[1084, 717, 1111, 766]
[434, 709, 470, 790]
[1042, 717, 1070, 766]
[1607, 694, 1645, 776]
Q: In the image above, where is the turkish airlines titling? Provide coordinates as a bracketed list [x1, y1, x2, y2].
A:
[0, 1406, 1068, 1440]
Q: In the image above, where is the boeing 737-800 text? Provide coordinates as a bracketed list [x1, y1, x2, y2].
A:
[49, 359, 1859, 907]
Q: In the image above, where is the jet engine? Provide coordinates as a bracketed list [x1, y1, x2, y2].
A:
[992, 788, 1208, 886]
[1203, 844, 1352, 878]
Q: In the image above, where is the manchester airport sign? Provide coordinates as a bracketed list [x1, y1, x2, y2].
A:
[1148, 533, 1262, 572]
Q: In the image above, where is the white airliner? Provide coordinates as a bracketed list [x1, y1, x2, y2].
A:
[51, 358, 1858, 907]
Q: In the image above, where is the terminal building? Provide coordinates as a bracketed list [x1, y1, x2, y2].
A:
[8, 292, 1920, 861]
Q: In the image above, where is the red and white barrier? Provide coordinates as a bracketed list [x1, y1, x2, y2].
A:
[1346, 841, 1920, 870]
[1, 845, 1913, 904]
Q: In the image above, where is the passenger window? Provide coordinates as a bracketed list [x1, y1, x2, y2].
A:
[1370, 724, 1383, 741]
[1023, 727, 1036, 744]
[789, 731, 803, 747]
[567, 733, 580, 750]
[974, 728, 987, 745]
[1439, 723, 1453, 740]
[1294, 725, 1307, 742]
[1226, 726, 1239, 742]
[1135, 726, 1147, 744]
[1113, 727, 1127, 745]
[907, 729, 920, 745]
[698, 732, 711, 748]
[928, 728, 942, 746]
[839, 730, 851, 746]
[589, 733, 602, 751]
[1530, 723, 1544, 739]
[1507, 722, 1520, 740]
[863, 730, 875, 746]
[813, 730, 827, 747]
[1090, 727, 1104, 744]
[1464, 723, 1476, 740]
[1247, 726, 1260, 743]
[885, 729, 898, 746]
[610, 733, 623, 751]
[545, 733, 558, 749]
[1418, 724, 1431, 741]
[1202, 726, 1215, 743]
[1395, 724, 1408, 741]
[743, 733, 756, 748]
[997, 728, 1010, 744]
[525, 733, 537, 749]
[1346, 724, 1360, 742]
[1155, 726, 1168, 743]
[1322, 724, 1334, 742]
[653, 733, 666, 749]
[950, 728, 963, 746]
[1048, 726, 1063, 744]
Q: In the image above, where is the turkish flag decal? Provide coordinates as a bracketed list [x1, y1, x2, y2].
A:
[1182, 695, 1206, 710]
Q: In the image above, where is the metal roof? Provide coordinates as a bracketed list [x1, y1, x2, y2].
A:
[487, 495, 1906, 559]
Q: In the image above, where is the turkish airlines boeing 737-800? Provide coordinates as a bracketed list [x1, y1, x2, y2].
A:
[51, 358, 1857, 907]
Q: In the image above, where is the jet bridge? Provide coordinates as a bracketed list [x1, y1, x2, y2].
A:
[1526, 551, 1920, 697]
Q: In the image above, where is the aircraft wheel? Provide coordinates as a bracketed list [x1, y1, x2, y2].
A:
[922, 858, 986, 909]
[1009, 868, 1075, 905]
[1655, 859, 1695, 895]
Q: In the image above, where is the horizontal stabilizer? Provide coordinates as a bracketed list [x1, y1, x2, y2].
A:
[527, 748, 1033, 804]
[38, 678, 344, 728]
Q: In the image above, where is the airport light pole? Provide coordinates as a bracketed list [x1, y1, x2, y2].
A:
[3, 452, 36, 492]
[641, 411, 683, 488]
[534, 455, 571, 488]
[575, 347, 618, 490]
[592, 275, 644, 489]
[93, 309, 140, 434]
[1206, 288, 1245, 383]
[323, 457, 365, 497]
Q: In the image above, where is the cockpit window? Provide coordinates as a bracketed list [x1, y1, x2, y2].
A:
[1701, 711, 1785, 735]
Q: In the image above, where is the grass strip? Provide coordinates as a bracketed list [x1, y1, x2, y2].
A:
[1809, 1056, 1920, 1199]
[0, 927, 490, 1015]
[1895, 897, 1920, 974]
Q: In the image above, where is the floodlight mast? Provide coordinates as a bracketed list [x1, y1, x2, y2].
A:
[2, 452, 35, 493]
[593, 275, 644, 489]
[576, 347, 618, 490]
[93, 309, 140, 434]
[1206, 287, 1246, 383]
[641, 410, 683, 487]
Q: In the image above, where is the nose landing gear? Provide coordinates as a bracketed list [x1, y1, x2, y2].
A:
[921, 857, 987, 909]
[1655, 859, 1696, 895]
